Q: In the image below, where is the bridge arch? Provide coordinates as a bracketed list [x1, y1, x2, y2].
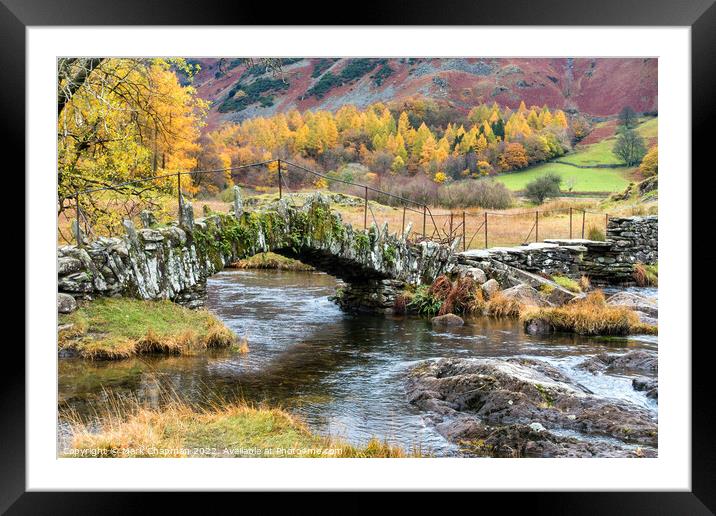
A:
[57, 193, 458, 313]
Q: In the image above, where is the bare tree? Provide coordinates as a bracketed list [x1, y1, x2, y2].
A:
[57, 58, 104, 116]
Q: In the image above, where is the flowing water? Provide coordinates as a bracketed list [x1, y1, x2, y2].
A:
[58, 269, 658, 456]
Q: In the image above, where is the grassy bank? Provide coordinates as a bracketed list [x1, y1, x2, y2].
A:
[230, 252, 314, 271]
[64, 396, 410, 458]
[59, 298, 236, 360]
[521, 291, 657, 336]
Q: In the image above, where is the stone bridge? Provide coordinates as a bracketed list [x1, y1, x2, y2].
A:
[57, 190, 458, 312]
[57, 186, 657, 313]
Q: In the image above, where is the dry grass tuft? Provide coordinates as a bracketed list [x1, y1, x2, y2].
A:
[235, 336, 250, 354]
[633, 263, 658, 287]
[484, 292, 523, 318]
[63, 390, 413, 458]
[521, 291, 657, 336]
[393, 293, 409, 314]
[429, 275, 453, 302]
[578, 275, 591, 292]
[438, 276, 477, 316]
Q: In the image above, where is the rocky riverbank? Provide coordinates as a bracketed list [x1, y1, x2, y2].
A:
[405, 355, 657, 457]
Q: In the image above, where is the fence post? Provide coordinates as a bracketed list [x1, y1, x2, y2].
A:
[75, 194, 82, 247]
[277, 159, 282, 199]
[569, 207, 573, 239]
[581, 209, 586, 239]
[422, 205, 426, 238]
[177, 172, 182, 225]
[462, 211, 466, 252]
[401, 206, 406, 237]
[449, 212, 454, 240]
[484, 212, 488, 249]
[605, 213, 609, 233]
[535, 211, 539, 242]
[364, 186, 368, 230]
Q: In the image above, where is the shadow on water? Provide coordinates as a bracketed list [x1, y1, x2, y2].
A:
[59, 269, 657, 456]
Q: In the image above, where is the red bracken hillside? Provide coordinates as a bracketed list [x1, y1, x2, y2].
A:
[187, 58, 657, 129]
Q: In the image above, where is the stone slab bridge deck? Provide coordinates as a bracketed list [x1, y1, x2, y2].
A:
[57, 188, 657, 313]
[58, 191, 459, 312]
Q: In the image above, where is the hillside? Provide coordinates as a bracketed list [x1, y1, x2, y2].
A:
[187, 58, 658, 129]
[494, 116, 657, 193]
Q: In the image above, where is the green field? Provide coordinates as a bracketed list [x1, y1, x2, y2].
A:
[560, 139, 622, 166]
[495, 163, 631, 193]
[494, 117, 657, 193]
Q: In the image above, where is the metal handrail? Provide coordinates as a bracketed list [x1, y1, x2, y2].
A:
[63, 157, 609, 250]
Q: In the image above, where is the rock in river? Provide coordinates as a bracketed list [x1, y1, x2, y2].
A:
[579, 350, 658, 375]
[431, 313, 464, 327]
[405, 357, 657, 457]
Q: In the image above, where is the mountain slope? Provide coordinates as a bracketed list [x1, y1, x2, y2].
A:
[187, 58, 658, 129]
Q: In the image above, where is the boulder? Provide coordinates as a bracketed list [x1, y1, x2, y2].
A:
[431, 313, 465, 327]
[632, 376, 658, 399]
[406, 357, 658, 457]
[57, 293, 77, 313]
[481, 279, 500, 299]
[607, 292, 658, 318]
[546, 287, 579, 306]
[501, 284, 549, 307]
[480, 259, 576, 305]
[463, 267, 487, 284]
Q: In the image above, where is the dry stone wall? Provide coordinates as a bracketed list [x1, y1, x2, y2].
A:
[458, 216, 657, 285]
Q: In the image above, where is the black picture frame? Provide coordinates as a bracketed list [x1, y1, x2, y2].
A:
[5, 0, 712, 510]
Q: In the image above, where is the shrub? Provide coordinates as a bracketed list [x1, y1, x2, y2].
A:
[428, 275, 453, 301]
[437, 179, 513, 209]
[407, 285, 443, 317]
[219, 187, 236, 203]
[524, 173, 562, 204]
[374, 176, 513, 210]
[438, 276, 478, 316]
[639, 145, 658, 177]
[393, 293, 409, 314]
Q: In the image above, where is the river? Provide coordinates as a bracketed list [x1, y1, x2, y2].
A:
[58, 269, 658, 457]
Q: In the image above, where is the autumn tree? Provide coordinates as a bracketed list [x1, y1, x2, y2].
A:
[58, 58, 208, 238]
[639, 145, 658, 176]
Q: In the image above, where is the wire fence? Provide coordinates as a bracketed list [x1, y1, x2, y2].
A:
[59, 158, 610, 251]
